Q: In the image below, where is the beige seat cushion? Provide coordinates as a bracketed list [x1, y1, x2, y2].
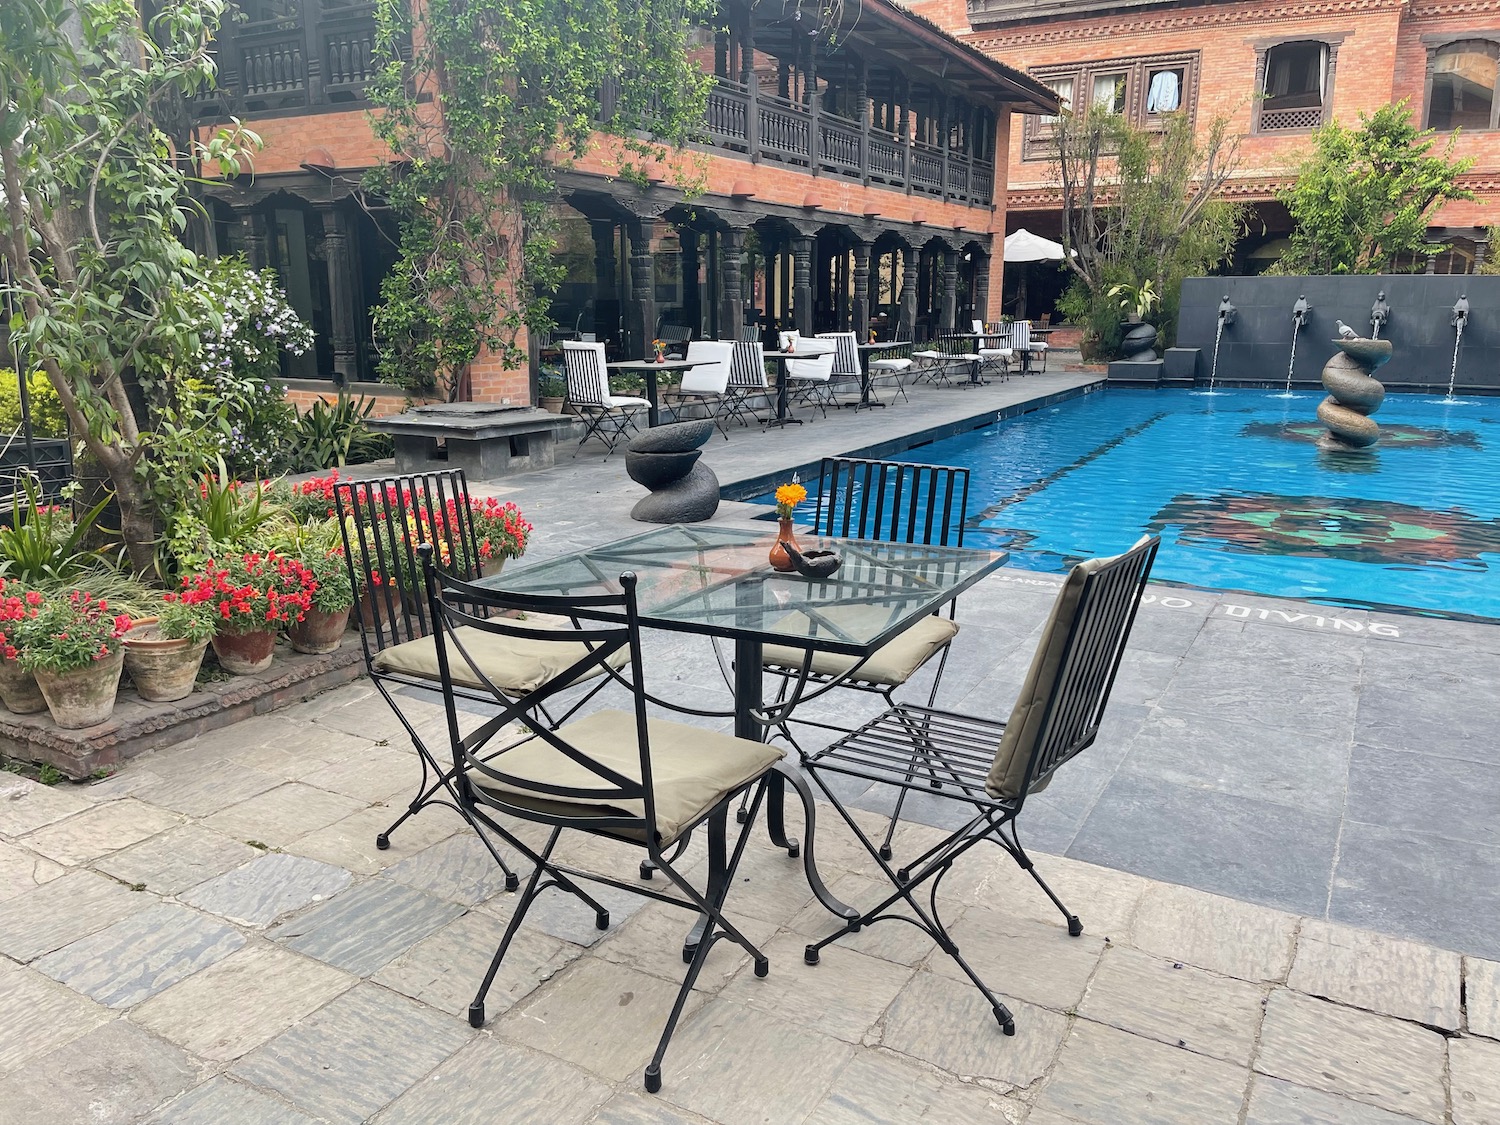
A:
[762, 609, 959, 688]
[373, 616, 627, 695]
[986, 538, 1148, 800]
[466, 709, 785, 844]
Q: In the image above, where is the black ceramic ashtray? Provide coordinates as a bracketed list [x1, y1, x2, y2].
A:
[781, 541, 842, 579]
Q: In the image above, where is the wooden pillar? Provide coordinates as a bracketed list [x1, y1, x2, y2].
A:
[940, 248, 959, 334]
[626, 217, 655, 359]
[792, 236, 814, 336]
[319, 206, 357, 384]
[237, 211, 268, 270]
[853, 241, 872, 341]
[899, 244, 918, 337]
[720, 227, 745, 339]
[973, 249, 992, 327]
[682, 227, 702, 338]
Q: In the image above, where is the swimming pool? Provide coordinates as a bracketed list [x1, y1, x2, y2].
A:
[759, 387, 1500, 620]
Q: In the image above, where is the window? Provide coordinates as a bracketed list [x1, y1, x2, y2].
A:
[1022, 52, 1197, 159]
[1091, 72, 1127, 114]
[1427, 41, 1499, 131]
[1257, 40, 1332, 131]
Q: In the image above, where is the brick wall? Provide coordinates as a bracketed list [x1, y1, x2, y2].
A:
[924, 0, 1500, 231]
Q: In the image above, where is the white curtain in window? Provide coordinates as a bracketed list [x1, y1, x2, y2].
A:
[1146, 70, 1180, 112]
[1317, 44, 1329, 101]
[1093, 73, 1123, 113]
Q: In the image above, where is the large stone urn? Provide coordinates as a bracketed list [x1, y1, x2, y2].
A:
[1317, 337, 1391, 451]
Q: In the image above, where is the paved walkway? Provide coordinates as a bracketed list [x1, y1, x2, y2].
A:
[2, 705, 1498, 1124]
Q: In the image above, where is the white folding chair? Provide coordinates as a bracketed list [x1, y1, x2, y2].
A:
[562, 341, 648, 456]
[815, 331, 863, 409]
[724, 339, 770, 426]
[680, 340, 735, 438]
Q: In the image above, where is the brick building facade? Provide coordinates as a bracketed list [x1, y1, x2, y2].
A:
[198, 0, 1056, 404]
[907, 0, 1500, 294]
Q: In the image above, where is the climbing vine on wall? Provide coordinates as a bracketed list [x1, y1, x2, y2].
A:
[365, 0, 716, 399]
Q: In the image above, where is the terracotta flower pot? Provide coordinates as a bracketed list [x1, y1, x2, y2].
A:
[769, 517, 801, 572]
[211, 628, 277, 675]
[479, 556, 507, 579]
[288, 606, 351, 655]
[540, 396, 565, 414]
[0, 653, 48, 714]
[354, 586, 397, 634]
[122, 619, 208, 703]
[33, 648, 125, 729]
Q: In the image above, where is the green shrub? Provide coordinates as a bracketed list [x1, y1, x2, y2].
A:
[0, 371, 69, 438]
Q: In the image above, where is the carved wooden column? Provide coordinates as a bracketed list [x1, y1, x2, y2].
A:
[973, 248, 993, 326]
[236, 211, 268, 270]
[319, 207, 357, 383]
[792, 236, 814, 336]
[626, 217, 656, 358]
[940, 248, 959, 334]
[682, 227, 702, 338]
[720, 227, 746, 339]
[852, 241, 872, 341]
[899, 244, 918, 337]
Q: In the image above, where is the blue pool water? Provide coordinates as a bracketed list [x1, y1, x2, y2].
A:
[761, 388, 1500, 620]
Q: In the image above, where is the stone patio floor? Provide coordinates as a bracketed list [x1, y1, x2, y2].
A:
[4, 368, 1500, 1122]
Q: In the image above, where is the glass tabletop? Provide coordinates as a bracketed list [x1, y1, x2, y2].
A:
[484, 524, 1008, 655]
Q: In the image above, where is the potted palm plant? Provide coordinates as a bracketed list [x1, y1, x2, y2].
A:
[13, 591, 132, 728]
[122, 592, 215, 702]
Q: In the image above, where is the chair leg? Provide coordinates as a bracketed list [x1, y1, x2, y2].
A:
[1000, 823, 1083, 937]
[469, 826, 560, 1028]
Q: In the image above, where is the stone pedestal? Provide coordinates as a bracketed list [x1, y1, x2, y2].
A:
[1163, 348, 1201, 383]
[367, 404, 576, 480]
[1107, 360, 1164, 386]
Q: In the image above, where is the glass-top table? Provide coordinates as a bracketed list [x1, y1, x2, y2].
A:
[489, 523, 1006, 658]
[483, 523, 1007, 923]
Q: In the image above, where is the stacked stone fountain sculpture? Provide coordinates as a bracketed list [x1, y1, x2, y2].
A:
[1316, 333, 1392, 451]
[625, 420, 721, 522]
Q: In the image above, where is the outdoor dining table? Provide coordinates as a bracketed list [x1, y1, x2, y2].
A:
[606, 358, 704, 428]
[484, 523, 1009, 923]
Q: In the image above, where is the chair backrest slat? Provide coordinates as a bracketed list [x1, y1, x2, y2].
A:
[812, 457, 968, 547]
[815, 331, 861, 377]
[729, 340, 768, 389]
[562, 341, 609, 406]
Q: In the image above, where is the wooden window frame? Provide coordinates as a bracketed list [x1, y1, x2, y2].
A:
[1250, 34, 1347, 134]
[1022, 51, 1199, 161]
[1423, 36, 1500, 133]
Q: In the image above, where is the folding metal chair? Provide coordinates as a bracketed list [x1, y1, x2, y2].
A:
[977, 321, 1013, 381]
[679, 340, 735, 438]
[815, 331, 863, 409]
[723, 339, 770, 426]
[754, 458, 971, 849]
[419, 551, 785, 1093]
[657, 324, 694, 358]
[334, 469, 623, 884]
[798, 537, 1160, 1036]
[563, 341, 648, 456]
[867, 339, 914, 405]
[912, 335, 976, 387]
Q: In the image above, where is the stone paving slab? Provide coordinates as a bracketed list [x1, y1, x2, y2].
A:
[1288, 918, 1463, 1030]
[17, 797, 181, 865]
[1244, 1074, 1432, 1125]
[1468, 956, 1500, 1041]
[230, 983, 471, 1125]
[0, 958, 113, 1077]
[268, 878, 466, 975]
[94, 824, 260, 895]
[179, 851, 352, 927]
[1450, 1036, 1500, 1125]
[34, 901, 244, 1007]
[144, 1076, 322, 1125]
[0, 868, 151, 962]
[0, 836, 65, 901]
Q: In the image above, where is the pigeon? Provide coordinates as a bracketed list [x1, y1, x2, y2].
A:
[1336, 320, 1358, 340]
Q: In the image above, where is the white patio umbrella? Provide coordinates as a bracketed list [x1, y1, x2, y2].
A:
[1002, 228, 1070, 318]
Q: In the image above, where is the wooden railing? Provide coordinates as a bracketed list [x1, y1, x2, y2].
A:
[702, 78, 994, 208]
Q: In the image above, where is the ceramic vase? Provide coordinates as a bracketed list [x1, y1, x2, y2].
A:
[769, 517, 800, 572]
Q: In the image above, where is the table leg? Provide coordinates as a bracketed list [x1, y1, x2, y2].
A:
[732, 635, 856, 922]
[645, 367, 660, 427]
[765, 361, 802, 428]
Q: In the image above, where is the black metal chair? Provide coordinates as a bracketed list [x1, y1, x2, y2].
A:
[418, 551, 784, 1093]
[911, 335, 976, 387]
[757, 458, 972, 854]
[334, 470, 622, 883]
[798, 536, 1159, 1036]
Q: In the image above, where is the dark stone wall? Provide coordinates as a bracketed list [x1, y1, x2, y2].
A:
[1178, 276, 1500, 393]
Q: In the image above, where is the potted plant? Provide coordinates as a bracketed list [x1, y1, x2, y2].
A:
[0, 578, 46, 714]
[288, 549, 354, 654]
[538, 371, 567, 414]
[468, 497, 533, 578]
[1106, 279, 1161, 363]
[186, 550, 315, 674]
[122, 592, 215, 702]
[12, 592, 132, 728]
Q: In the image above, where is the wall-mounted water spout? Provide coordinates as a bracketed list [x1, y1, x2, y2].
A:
[1279, 296, 1312, 397]
[1445, 294, 1470, 399]
[1217, 295, 1238, 327]
[1204, 295, 1237, 392]
[1370, 291, 1391, 339]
